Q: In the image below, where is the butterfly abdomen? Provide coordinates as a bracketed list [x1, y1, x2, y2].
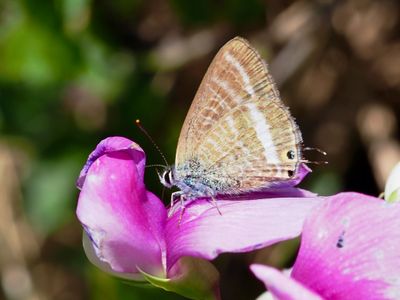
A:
[174, 158, 240, 198]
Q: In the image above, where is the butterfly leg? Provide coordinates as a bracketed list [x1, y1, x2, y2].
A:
[168, 191, 183, 218]
[210, 196, 222, 216]
[177, 195, 187, 225]
[168, 191, 189, 225]
[203, 188, 222, 215]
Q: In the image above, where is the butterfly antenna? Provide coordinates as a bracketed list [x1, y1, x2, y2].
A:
[145, 164, 169, 169]
[300, 159, 328, 165]
[303, 147, 327, 156]
[301, 147, 328, 165]
[135, 119, 169, 167]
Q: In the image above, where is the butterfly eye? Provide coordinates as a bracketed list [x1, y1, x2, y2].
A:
[163, 170, 172, 186]
[287, 150, 295, 160]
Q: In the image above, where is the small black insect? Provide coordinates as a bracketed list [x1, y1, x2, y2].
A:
[336, 231, 345, 248]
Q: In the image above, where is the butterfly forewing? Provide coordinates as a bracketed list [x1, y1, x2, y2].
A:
[174, 37, 303, 195]
[176, 37, 281, 164]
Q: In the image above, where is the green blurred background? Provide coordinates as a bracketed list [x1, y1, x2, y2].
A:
[0, 0, 399, 299]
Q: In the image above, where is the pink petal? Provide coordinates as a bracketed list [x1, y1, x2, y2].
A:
[275, 163, 312, 188]
[82, 231, 144, 281]
[76, 137, 166, 277]
[292, 192, 400, 299]
[216, 187, 316, 199]
[166, 196, 321, 270]
[251, 264, 323, 300]
[77, 136, 145, 189]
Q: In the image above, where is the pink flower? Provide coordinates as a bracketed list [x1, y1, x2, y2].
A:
[251, 192, 400, 300]
[76, 137, 320, 299]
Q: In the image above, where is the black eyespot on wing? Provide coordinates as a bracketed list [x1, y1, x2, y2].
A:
[287, 150, 295, 160]
[288, 170, 294, 177]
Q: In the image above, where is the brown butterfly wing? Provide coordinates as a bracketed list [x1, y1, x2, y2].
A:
[194, 95, 303, 192]
[175, 37, 303, 193]
[175, 37, 281, 164]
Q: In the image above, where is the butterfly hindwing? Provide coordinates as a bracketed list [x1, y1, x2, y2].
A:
[194, 94, 302, 192]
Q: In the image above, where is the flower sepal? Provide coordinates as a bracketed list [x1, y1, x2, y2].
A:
[385, 162, 400, 203]
[140, 257, 220, 300]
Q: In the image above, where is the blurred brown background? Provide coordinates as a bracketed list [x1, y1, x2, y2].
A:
[0, 0, 399, 299]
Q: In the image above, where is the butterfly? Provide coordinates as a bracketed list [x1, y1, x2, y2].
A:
[159, 37, 311, 210]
